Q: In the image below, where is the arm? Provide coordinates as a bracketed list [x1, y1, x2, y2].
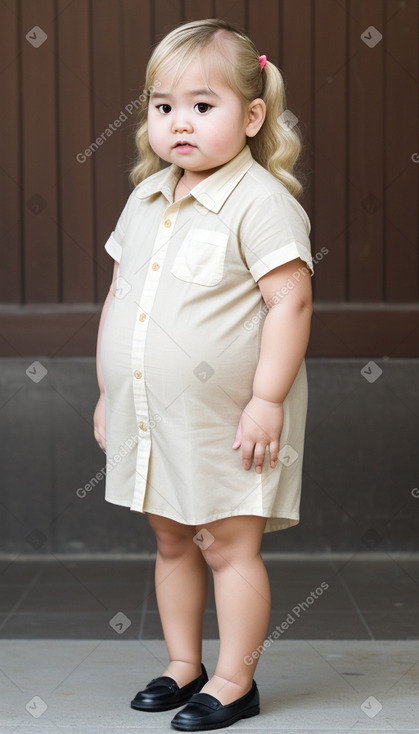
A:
[93, 260, 119, 450]
[253, 258, 312, 402]
[232, 257, 313, 472]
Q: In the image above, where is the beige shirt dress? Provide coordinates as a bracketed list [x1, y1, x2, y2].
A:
[100, 144, 313, 533]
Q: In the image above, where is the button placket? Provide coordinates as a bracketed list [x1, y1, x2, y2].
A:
[130, 205, 179, 509]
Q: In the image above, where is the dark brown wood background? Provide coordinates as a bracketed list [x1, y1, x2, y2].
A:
[1, 0, 418, 357]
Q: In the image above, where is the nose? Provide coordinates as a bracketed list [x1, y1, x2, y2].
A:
[171, 108, 193, 133]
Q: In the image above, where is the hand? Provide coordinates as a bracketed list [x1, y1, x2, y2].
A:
[232, 396, 284, 473]
[93, 392, 107, 452]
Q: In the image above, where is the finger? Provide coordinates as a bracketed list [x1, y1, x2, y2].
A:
[232, 422, 242, 449]
[241, 440, 255, 471]
[269, 441, 279, 468]
[253, 443, 267, 474]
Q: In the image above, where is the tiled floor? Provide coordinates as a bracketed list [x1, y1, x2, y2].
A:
[0, 557, 418, 732]
[0, 556, 418, 640]
[1, 639, 419, 732]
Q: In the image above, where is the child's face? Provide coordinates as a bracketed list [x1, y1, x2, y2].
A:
[148, 58, 250, 181]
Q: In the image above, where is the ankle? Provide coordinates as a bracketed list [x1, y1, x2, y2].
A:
[212, 673, 252, 692]
[200, 674, 253, 705]
[164, 659, 202, 687]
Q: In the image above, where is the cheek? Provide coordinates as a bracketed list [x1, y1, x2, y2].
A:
[206, 108, 244, 138]
[203, 121, 236, 151]
[147, 113, 163, 143]
[147, 118, 155, 139]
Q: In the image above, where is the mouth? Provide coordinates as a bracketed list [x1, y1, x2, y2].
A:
[174, 141, 195, 149]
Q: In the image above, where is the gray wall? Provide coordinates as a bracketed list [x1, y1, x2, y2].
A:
[1, 358, 418, 555]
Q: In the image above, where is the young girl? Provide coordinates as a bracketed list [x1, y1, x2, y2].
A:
[93, 18, 313, 731]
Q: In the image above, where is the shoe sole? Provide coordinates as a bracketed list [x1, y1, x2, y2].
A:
[131, 693, 198, 712]
[131, 700, 187, 712]
[170, 704, 260, 731]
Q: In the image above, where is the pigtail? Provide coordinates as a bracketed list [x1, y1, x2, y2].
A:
[247, 61, 304, 199]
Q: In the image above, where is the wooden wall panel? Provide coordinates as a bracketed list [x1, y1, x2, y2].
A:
[58, 0, 95, 302]
[184, 0, 212, 23]
[152, 0, 183, 42]
[384, 0, 418, 302]
[214, 0, 245, 28]
[91, 0, 128, 299]
[0, 0, 21, 304]
[0, 0, 418, 356]
[248, 0, 280, 67]
[121, 0, 152, 177]
[348, 0, 385, 301]
[21, 0, 59, 302]
[282, 0, 313, 269]
[312, 0, 347, 302]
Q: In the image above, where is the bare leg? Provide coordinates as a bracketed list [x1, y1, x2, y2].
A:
[147, 513, 209, 688]
[196, 515, 271, 705]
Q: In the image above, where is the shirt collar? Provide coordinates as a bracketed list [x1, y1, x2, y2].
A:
[135, 145, 254, 213]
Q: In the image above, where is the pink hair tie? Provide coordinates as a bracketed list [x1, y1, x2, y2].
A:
[258, 54, 267, 70]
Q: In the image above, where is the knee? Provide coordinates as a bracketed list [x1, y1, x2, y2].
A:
[157, 529, 196, 560]
[202, 541, 235, 572]
[198, 517, 267, 572]
[202, 537, 261, 572]
[147, 514, 196, 561]
[203, 550, 225, 573]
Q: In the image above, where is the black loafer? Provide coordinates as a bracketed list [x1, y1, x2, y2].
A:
[170, 680, 259, 731]
[130, 663, 208, 712]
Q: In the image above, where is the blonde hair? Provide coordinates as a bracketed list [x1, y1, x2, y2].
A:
[129, 18, 305, 198]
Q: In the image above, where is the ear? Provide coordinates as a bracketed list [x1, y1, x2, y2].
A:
[245, 98, 266, 137]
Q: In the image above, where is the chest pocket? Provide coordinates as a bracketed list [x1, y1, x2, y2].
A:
[171, 229, 229, 286]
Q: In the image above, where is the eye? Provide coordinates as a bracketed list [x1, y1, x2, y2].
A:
[194, 102, 212, 114]
[157, 104, 171, 114]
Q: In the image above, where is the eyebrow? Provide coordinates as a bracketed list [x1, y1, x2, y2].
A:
[150, 89, 220, 99]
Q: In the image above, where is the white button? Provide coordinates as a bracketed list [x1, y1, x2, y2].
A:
[163, 219, 172, 228]
[134, 370, 142, 379]
[151, 262, 160, 271]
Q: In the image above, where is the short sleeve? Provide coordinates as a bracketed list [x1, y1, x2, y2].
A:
[240, 192, 313, 281]
[104, 190, 137, 263]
